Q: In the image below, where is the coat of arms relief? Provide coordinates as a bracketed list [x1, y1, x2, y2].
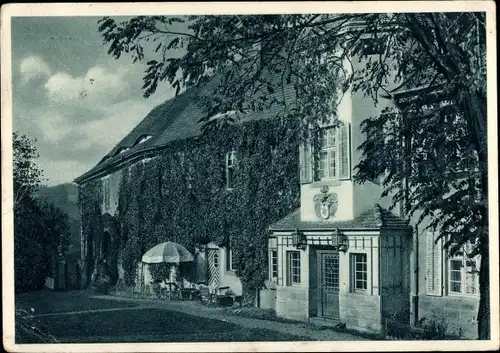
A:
[313, 185, 338, 220]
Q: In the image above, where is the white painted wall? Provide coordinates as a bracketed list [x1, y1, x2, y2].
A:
[300, 181, 355, 222]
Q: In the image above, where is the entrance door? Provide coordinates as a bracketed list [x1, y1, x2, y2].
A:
[318, 251, 340, 319]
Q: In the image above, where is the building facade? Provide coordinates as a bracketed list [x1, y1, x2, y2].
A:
[75, 59, 480, 340]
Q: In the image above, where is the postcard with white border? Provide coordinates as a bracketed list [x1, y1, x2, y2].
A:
[1, 1, 498, 352]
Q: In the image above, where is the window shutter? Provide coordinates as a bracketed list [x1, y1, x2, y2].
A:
[299, 143, 313, 184]
[426, 232, 443, 296]
[338, 123, 351, 179]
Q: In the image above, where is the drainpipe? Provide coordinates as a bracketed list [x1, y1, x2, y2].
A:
[413, 225, 419, 326]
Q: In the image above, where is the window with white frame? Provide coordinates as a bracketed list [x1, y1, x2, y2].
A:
[318, 127, 338, 179]
[226, 247, 235, 271]
[448, 246, 480, 296]
[269, 249, 278, 281]
[351, 253, 368, 291]
[225, 151, 237, 190]
[287, 251, 301, 285]
[426, 232, 480, 297]
[103, 178, 110, 211]
[316, 123, 351, 180]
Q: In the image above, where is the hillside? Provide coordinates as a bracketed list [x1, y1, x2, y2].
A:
[35, 183, 81, 258]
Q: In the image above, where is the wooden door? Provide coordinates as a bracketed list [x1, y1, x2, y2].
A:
[318, 251, 340, 319]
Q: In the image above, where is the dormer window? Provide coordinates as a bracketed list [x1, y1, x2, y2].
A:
[225, 151, 237, 190]
[208, 110, 237, 122]
[135, 135, 152, 146]
[359, 37, 384, 56]
[116, 147, 130, 155]
[101, 156, 111, 164]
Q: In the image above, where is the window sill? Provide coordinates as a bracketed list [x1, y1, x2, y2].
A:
[311, 179, 350, 188]
[351, 289, 369, 295]
[447, 292, 479, 299]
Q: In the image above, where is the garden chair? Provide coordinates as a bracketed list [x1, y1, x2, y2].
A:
[163, 282, 182, 300]
[199, 285, 215, 305]
[216, 286, 242, 306]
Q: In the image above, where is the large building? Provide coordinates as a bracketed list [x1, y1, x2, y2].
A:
[75, 52, 480, 339]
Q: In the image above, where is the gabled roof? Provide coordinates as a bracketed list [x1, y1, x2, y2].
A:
[269, 204, 409, 231]
[75, 74, 295, 184]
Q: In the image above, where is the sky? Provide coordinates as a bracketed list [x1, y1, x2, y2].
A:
[11, 17, 182, 186]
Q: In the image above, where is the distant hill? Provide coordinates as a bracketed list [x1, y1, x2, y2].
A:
[36, 183, 79, 219]
[35, 183, 81, 258]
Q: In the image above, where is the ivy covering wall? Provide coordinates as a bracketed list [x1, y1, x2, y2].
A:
[78, 179, 103, 285]
[79, 118, 300, 293]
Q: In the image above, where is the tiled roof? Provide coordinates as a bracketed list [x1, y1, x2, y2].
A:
[269, 204, 409, 231]
[75, 72, 295, 184]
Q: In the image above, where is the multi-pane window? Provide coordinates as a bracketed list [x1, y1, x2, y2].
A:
[318, 127, 338, 179]
[448, 253, 479, 295]
[351, 253, 368, 291]
[226, 247, 236, 271]
[103, 178, 110, 210]
[287, 251, 301, 285]
[269, 250, 278, 280]
[225, 151, 237, 189]
[449, 259, 463, 293]
[300, 123, 350, 183]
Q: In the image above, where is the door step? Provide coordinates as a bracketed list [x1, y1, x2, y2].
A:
[309, 317, 345, 329]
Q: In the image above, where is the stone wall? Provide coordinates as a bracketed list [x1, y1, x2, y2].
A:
[418, 295, 479, 339]
[339, 293, 382, 333]
[276, 285, 309, 321]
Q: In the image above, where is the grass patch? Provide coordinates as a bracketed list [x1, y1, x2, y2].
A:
[224, 307, 301, 324]
[17, 308, 307, 343]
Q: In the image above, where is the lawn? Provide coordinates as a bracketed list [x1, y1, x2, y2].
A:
[15, 289, 140, 315]
[17, 307, 306, 343]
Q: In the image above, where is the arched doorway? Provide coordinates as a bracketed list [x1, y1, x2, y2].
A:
[101, 213, 120, 285]
[91, 213, 119, 287]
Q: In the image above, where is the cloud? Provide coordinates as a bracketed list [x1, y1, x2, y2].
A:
[19, 56, 51, 85]
[19, 89, 174, 185]
[15, 58, 176, 186]
[44, 64, 137, 106]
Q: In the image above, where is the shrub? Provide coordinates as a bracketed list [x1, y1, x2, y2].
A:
[418, 317, 449, 340]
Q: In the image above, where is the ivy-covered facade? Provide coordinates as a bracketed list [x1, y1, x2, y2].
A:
[75, 80, 301, 298]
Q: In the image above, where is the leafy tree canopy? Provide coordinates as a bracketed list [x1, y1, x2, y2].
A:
[13, 132, 45, 206]
[13, 132, 71, 292]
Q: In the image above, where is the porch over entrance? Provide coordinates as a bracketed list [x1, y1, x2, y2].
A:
[262, 204, 412, 335]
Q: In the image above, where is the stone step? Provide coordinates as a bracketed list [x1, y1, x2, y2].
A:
[309, 316, 345, 329]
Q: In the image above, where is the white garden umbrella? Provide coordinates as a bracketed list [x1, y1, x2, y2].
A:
[141, 241, 194, 264]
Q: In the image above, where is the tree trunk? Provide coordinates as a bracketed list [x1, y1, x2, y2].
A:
[241, 283, 256, 307]
[478, 242, 490, 339]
